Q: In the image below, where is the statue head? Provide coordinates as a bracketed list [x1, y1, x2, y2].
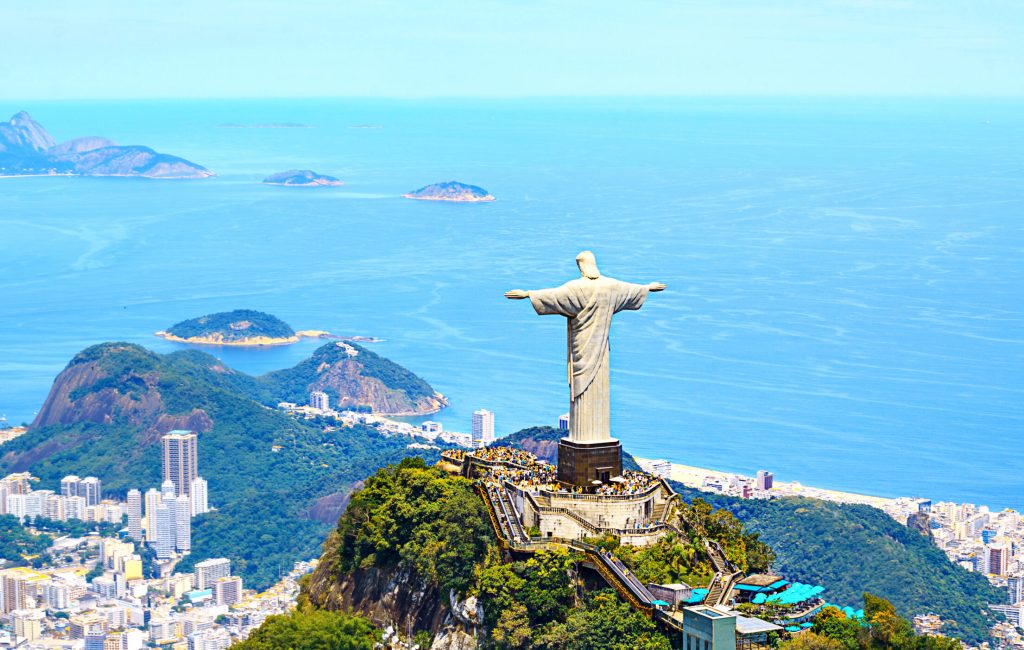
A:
[576, 251, 600, 279]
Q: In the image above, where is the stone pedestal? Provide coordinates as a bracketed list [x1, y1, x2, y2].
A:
[557, 437, 622, 488]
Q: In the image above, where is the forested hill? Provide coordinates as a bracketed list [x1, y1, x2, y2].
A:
[260, 341, 447, 415]
[685, 486, 1005, 643]
[0, 342, 441, 589]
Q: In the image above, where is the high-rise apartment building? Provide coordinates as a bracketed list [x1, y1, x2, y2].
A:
[1009, 577, 1024, 605]
[472, 409, 495, 448]
[988, 544, 1011, 576]
[144, 488, 162, 542]
[194, 558, 231, 590]
[310, 390, 330, 411]
[153, 503, 176, 560]
[175, 496, 191, 552]
[80, 477, 102, 506]
[212, 576, 243, 606]
[190, 477, 209, 516]
[126, 489, 142, 541]
[756, 470, 774, 491]
[60, 475, 81, 497]
[558, 413, 570, 431]
[162, 430, 198, 497]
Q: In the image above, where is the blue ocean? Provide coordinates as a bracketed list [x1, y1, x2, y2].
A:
[1, 99, 1021, 509]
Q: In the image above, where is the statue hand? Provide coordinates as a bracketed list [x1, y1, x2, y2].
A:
[505, 289, 530, 300]
[648, 282, 667, 292]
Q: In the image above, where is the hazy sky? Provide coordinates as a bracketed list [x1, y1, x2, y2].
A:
[2, 0, 1022, 99]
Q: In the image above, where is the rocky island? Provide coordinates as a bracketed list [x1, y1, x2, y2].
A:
[403, 180, 494, 202]
[0, 111, 212, 179]
[262, 169, 343, 187]
[156, 309, 314, 346]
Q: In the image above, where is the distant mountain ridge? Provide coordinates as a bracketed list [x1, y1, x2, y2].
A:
[0, 111, 212, 179]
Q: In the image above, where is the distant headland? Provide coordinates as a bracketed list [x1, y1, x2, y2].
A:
[262, 170, 343, 187]
[0, 111, 212, 179]
[155, 309, 382, 347]
[403, 180, 495, 202]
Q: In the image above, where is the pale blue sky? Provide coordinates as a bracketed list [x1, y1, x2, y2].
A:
[2, 0, 1022, 99]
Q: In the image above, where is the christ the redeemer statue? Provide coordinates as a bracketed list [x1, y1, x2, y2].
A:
[506, 251, 665, 486]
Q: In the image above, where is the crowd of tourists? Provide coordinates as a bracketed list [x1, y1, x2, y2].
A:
[486, 462, 560, 492]
[471, 446, 538, 466]
[441, 449, 467, 462]
[594, 470, 659, 496]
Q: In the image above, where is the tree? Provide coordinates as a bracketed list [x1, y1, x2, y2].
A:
[813, 606, 860, 650]
[492, 602, 532, 649]
[781, 631, 845, 650]
[233, 608, 379, 650]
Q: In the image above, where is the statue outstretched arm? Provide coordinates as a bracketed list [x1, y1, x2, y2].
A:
[505, 289, 530, 299]
[648, 282, 666, 292]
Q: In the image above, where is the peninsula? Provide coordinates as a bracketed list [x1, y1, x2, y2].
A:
[403, 180, 494, 202]
[0, 111, 212, 179]
[262, 169, 343, 187]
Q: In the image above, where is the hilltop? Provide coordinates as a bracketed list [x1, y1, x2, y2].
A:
[261, 341, 447, 415]
[404, 181, 495, 202]
[262, 169, 343, 186]
[296, 453, 969, 649]
[0, 341, 446, 588]
[157, 309, 300, 346]
[0, 111, 212, 179]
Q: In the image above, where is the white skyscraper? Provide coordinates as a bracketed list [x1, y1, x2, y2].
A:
[126, 489, 143, 541]
[558, 413, 570, 431]
[162, 430, 198, 497]
[80, 477, 102, 506]
[472, 409, 495, 448]
[174, 496, 191, 552]
[144, 488, 162, 542]
[161, 480, 176, 500]
[190, 477, 209, 516]
[154, 503, 175, 559]
[60, 475, 81, 497]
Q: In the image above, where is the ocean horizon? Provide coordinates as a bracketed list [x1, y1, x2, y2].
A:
[1, 97, 1021, 510]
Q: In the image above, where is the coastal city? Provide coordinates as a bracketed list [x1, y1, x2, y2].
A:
[1, 388, 1021, 649]
[0, 427, 309, 649]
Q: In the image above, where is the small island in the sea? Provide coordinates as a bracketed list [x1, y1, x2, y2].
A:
[156, 309, 382, 347]
[403, 180, 495, 202]
[0, 111, 212, 179]
[262, 169, 343, 187]
[157, 310, 308, 347]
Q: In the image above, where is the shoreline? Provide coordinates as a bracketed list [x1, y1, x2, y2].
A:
[634, 457, 902, 509]
[402, 194, 495, 202]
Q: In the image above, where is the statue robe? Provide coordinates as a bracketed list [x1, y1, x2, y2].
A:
[529, 276, 649, 444]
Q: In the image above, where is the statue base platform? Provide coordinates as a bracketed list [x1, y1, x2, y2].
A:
[557, 437, 622, 488]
